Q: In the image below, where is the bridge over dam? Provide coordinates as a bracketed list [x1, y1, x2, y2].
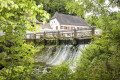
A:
[24, 28, 98, 45]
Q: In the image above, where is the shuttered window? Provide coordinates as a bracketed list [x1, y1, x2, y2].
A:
[64, 26, 66, 30]
[56, 26, 58, 30]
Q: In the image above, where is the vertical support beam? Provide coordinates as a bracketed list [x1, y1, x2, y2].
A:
[74, 29, 77, 39]
[30, 34, 31, 39]
[34, 34, 36, 43]
[73, 29, 77, 46]
[34, 34, 36, 39]
[57, 31, 60, 45]
[30, 34, 32, 42]
[43, 31, 46, 45]
[91, 28, 95, 42]
[92, 28, 95, 36]
[43, 32, 46, 40]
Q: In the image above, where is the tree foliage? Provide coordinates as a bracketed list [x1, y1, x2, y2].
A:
[74, 37, 120, 80]
[40, 63, 73, 80]
[37, 0, 120, 80]
[0, 0, 49, 79]
[0, 0, 120, 80]
[33, 0, 74, 18]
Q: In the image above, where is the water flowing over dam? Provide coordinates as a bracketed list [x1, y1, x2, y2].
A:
[34, 44, 88, 66]
[33, 39, 90, 75]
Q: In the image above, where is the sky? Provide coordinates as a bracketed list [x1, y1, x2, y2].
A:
[75, 0, 120, 17]
[75, 0, 120, 12]
[105, 0, 120, 12]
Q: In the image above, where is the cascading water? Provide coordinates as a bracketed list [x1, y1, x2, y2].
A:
[33, 39, 90, 75]
[34, 44, 88, 66]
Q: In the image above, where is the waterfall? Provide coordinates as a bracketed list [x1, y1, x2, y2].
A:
[34, 44, 88, 66]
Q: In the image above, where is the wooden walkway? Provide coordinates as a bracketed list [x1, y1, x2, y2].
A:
[24, 29, 94, 40]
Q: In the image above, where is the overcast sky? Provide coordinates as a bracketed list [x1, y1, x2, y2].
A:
[75, 0, 119, 17]
[75, 0, 120, 12]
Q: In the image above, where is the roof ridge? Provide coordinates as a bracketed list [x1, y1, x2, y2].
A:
[56, 12, 82, 18]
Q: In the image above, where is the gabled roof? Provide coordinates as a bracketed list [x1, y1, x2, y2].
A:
[51, 12, 90, 27]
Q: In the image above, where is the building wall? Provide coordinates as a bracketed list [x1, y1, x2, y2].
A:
[60, 25, 89, 30]
[50, 18, 60, 30]
[50, 18, 90, 30]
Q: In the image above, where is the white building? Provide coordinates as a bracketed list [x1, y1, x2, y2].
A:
[50, 12, 91, 30]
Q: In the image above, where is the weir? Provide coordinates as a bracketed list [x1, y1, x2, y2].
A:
[33, 38, 91, 75]
[26, 30, 93, 74]
[34, 39, 91, 66]
[34, 44, 88, 66]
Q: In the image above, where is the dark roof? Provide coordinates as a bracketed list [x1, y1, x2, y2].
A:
[40, 23, 51, 29]
[51, 12, 90, 27]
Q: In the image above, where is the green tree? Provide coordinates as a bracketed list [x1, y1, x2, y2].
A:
[34, 0, 74, 18]
[39, 0, 120, 80]
[66, 0, 120, 80]
[0, 0, 49, 79]
[40, 63, 73, 80]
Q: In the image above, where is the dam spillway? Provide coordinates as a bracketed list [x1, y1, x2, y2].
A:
[34, 44, 88, 66]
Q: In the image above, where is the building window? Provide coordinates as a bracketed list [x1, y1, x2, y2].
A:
[77, 27, 80, 30]
[56, 26, 58, 30]
[61, 26, 64, 29]
[64, 26, 66, 30]
[71, 27, 74, 30]
[66, 27, 68, 30]
[68, 27, 71, 30]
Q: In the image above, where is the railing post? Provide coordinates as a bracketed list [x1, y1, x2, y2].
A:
[92, 28, 95, 36]
[43, 31, 46, 45]
[34, 34, 36, 39]
[43, 31, 46, 39]
[73, 29, 77, 46]
[34, 34, 36, 43]
[74, 29, 77, 39]
[91, 28, 95, 42]
[30, 34, 31, 39]
[57, 31, 60, 45]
